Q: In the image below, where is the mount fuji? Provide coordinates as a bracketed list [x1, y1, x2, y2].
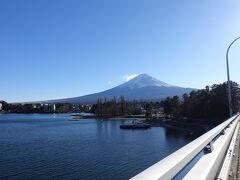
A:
[44, 74, 195, 104]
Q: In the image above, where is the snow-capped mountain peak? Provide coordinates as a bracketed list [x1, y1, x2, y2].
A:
[119, 74, 174, 89]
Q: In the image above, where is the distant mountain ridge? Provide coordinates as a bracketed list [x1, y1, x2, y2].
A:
[43, 74, 195, 104]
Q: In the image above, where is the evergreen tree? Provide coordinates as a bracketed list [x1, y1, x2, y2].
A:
[145, 103, 153, 120]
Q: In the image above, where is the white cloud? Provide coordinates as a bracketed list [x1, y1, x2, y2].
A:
[57, 97, 68, 99]
[108, 81, 112, 85]
[123, 74, 138, 82]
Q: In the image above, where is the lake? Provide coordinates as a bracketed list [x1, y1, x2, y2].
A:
[0, 113, 197, 180]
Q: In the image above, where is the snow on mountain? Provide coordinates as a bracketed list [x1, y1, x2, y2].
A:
[119, 74, 174, 89]
[43, 74, 195, 104]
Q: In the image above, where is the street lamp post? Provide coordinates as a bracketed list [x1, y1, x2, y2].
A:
[226, 36, 240, 117]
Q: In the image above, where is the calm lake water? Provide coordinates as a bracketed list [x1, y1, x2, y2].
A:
[0, 114, 197, 180]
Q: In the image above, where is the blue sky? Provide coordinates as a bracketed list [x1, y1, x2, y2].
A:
[0, 0, 240, 102]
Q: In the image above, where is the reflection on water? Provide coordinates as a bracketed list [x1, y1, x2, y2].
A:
[0, 114, 199, 180]
[165, 128, 200, 140]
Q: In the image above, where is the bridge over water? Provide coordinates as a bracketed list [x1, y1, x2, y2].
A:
[131, 113, 240, 180]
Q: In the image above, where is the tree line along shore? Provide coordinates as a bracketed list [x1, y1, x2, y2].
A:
[1, 81, 239, 126]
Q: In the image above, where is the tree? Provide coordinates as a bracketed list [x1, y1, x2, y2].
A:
[163, 96, 182, 118]
[145, 103, 153, 120]
[120, 96, 126, 116]
[163, 81, 240, 121]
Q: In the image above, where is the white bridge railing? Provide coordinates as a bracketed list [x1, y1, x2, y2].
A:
[131, 113, 240, 180]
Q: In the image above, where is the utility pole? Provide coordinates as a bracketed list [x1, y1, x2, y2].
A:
[226, 37, 240, 117]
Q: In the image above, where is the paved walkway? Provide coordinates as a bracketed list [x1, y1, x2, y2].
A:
[229, 124, 240, 180]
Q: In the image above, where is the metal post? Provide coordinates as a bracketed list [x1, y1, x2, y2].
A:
[226, 37, 240, 117]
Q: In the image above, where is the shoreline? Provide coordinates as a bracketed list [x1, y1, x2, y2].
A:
[70, 114, 212, 135]
[71, 114, 146, 120]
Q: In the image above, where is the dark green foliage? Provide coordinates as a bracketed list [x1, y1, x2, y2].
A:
[2, 102, 86, 113]
[55, 103, 72, 113]
[120, 96, 126, 115]
[5, 103, 54, 113]
[145, 103, 153, 120]
[91, 97, 146, 117]
[0, 101, 8, 111]
[163, 81, 240, 120]
[163, 96, 182, 118]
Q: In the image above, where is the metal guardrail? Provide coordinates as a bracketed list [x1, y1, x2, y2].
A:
[183, 116, 239, 180]
[131, 114, 240, 180]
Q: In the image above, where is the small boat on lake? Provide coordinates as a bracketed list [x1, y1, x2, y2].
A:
[120, 121, 151, 129]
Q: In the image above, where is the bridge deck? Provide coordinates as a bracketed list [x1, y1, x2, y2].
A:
[229, 123, 240, 180]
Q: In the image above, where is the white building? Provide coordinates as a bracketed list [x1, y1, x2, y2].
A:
[0, 102, 2, 111]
